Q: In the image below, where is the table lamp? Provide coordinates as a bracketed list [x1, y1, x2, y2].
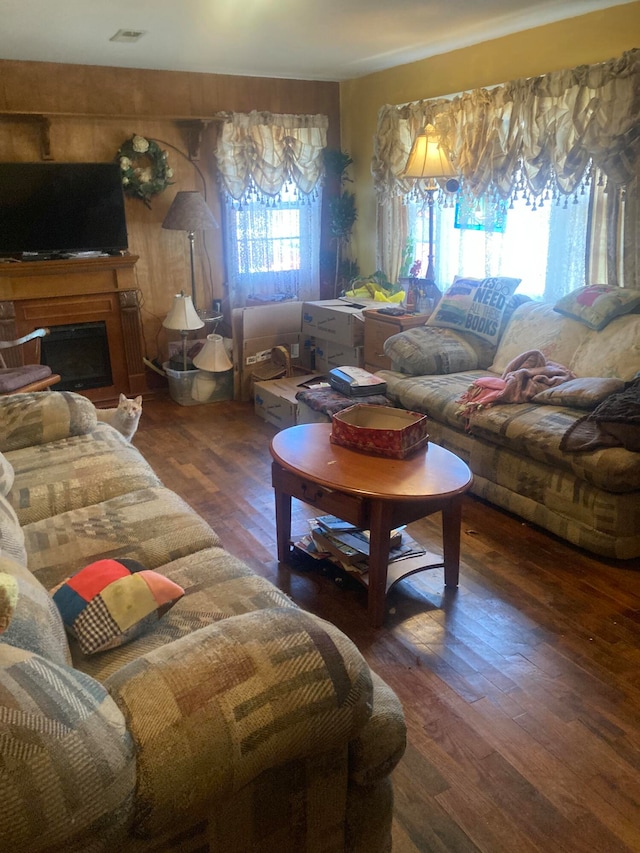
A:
[403, 124, 459, 289]
[161, 191, 219, 313]
[162, 291, 204, 371]
[191, 333, 233, 403]
[192, 333, 232, 373]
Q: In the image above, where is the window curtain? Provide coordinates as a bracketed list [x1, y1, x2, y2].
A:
[214, 111, 328, 203]
[213, 111, 327, 307]
[373, 49, 639, 288]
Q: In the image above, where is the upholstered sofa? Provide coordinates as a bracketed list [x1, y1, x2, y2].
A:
[378, 297, 640, 559]
[0, 391, 406, 853]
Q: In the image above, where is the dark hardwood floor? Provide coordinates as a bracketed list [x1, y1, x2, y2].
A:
[135, 395, 640, 853]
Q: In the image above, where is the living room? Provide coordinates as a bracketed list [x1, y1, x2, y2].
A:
[1, 2, 639, 851]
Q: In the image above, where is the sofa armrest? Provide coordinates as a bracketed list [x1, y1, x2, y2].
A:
[384, 325, 494, 375]
[105, 606, 375, 837]
[0, 391, 97, 452]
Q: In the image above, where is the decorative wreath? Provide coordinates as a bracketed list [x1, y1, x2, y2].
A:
[116, 135, 173, 208]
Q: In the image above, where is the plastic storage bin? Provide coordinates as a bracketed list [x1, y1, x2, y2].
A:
[163, 363, 233, 406]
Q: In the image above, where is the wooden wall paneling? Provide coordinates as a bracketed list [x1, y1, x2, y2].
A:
[0, 58, 341, 361]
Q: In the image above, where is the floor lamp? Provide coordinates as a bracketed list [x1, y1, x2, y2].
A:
[162, 191, 219, 314]
[403, 124, 459, 289]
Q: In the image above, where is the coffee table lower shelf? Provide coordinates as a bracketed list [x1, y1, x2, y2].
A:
[292, 542, 447, 594]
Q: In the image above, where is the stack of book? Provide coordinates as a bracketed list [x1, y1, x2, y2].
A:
[293, 514, 425, 575]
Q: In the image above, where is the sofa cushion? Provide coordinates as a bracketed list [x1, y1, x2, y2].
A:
[0, 644, 135, 853]
[568, 312, 640, 380]
[427, 275, 521, 344]
[0, 391, 97, 453]
[468, 402, 640, 493]
[0, 451, 14, 497]
[6, 424, 161, 525]
[381, 368, 491, 431]
[74, 546, 297, 681]
[52, 558, 185, 656]
[554, 284, 640, 330]
[490, 301, 590, 373]
[533, 377, 625, 409]
[23, 486, 222, 591]
[0, 555, 71, 666]
[380, 369, 640, 494]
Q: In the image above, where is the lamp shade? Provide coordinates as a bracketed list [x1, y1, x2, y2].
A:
[162, 293, 205, 331]
[162, 191, 219, 232]
[192, 334, 232, 372]
[403, 125, 457, 180]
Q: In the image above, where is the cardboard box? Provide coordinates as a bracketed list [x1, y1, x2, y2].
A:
[232, 302, 303, 401]
[331, 404, 429, 458]
[314, 338, 364, 373]
[254, 373, 324, 430]
[302, 300, 365, 347]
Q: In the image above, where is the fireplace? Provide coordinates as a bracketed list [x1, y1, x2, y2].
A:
[0, 255, 146, 405]
[41, 321, 113, 391]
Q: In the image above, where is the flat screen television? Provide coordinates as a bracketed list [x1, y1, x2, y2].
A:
[0, 162, 128, 257]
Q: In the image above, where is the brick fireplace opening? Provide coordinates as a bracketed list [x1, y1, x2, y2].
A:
[41, 321, 113, 392]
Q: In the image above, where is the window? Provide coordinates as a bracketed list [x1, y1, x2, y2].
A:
[223, 183, 322, 308]
[407, 189, 591, 302]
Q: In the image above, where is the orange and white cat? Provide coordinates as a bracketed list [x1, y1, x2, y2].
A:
[97, 394, 143, 442]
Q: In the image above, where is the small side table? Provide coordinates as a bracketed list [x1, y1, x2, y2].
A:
[363, 309, 431, 372]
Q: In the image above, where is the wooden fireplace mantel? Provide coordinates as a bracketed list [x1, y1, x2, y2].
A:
[0, 254, 147, 404]
[0, 254, 139, 301]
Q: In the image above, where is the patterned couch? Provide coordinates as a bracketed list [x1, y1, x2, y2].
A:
[0, 391, 406, 853]
[379, 300, 640, 559]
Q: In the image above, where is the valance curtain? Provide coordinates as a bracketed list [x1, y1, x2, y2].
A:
[373, 49, 639, 287]
[213, 112, 327, 308]
[214, 111, 328, 202]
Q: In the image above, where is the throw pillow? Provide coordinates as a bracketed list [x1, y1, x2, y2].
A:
[553, 284, 640, 331]
[0, 572, 18, 633]
[533, 377, 625, 409]
[427, 276, 521, 344]
[52, 558, 184, 655]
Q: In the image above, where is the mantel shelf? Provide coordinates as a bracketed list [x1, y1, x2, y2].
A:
[0, 112, 216, 160]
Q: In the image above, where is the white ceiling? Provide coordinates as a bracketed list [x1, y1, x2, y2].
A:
[0, 0, 632, 82]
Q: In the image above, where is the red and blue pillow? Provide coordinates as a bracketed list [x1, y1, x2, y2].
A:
[52, 558, 184, 655]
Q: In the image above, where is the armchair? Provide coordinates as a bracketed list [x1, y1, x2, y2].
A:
[0, 327, 60, 394]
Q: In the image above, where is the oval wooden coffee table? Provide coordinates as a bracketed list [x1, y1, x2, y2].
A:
[270, 423, 473, 627]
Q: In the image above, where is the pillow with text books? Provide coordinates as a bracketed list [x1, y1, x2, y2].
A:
[426, 275, 521, 345]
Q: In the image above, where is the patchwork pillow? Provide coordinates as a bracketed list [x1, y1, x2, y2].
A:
[52, 558, 184, 655]
[553, 284, 640, 331]
[427, 275, 521, 344]
[533, 377, 625, 409]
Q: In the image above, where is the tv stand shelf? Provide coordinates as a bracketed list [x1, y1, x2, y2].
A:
[0, 255, 146, 404]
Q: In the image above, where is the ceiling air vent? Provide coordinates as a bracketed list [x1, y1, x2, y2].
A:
[110, 29, 147, 43]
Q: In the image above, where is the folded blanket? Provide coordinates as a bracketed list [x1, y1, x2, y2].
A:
[456, 349, 575, 421]
[560, 376, 640, 452]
